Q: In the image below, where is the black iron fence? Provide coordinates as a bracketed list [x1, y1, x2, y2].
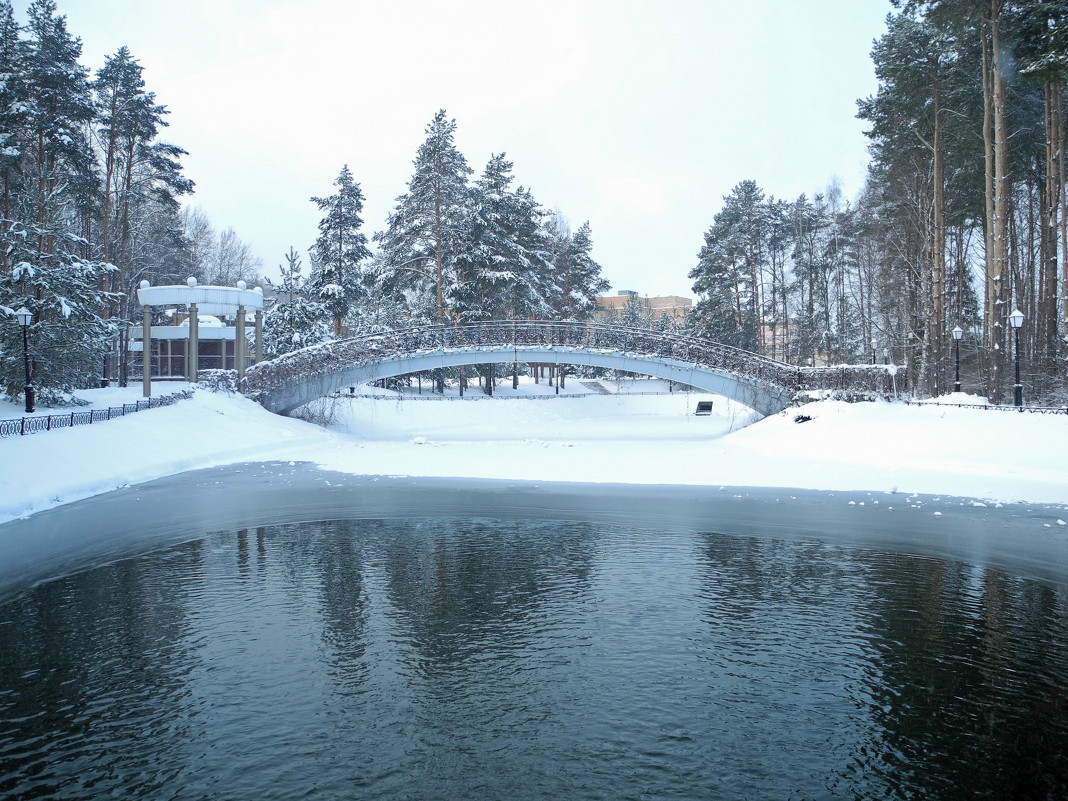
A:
[903, 399, 1068, 415]
[0, 390, 194, 439]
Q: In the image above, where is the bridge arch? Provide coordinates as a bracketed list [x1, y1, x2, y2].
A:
[242, 321, 803, 417]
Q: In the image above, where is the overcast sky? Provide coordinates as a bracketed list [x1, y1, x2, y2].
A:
[17, 0, 892, 298]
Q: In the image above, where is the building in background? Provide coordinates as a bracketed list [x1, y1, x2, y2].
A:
[595, 290, 693, 325]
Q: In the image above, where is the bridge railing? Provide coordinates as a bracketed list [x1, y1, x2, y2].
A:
[243, 321, 897, 401]
[244, 321, 803, 395]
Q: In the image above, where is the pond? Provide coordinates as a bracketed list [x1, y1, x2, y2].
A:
[1, 465, 1066, 800]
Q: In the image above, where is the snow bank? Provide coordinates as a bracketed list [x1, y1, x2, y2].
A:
[1, 382, 1066, 525]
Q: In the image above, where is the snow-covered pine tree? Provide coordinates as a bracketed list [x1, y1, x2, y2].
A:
[309, 164, 370, 337]
[0, 0, 119, 403]
[346, 257, 411, 335]
[93, 45, 193, 384]
[655, 311, 679, 334]
[20, 0, 96, 245]
[0, 1, 26, 237]
[262, 247, 329, 357]
[0, 223, 119, 403]
[452, 153, 552, 321]
[688, 181, 766, 351]
[619, 293, 654, 329]
[373, 110, 473, 325]
[543, 215, 609, 320]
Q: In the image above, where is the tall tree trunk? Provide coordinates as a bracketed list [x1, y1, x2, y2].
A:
[1060, 88, 1068, 373]
[434, 183, 444, 326]
[116, 137, 137, 387]
[747, 226, 762, 354]
[992, 6, 1012, 403]
[932, 78, 946, 395]
[335, 196, 346, 336]
[1039, 83, 1060, 385]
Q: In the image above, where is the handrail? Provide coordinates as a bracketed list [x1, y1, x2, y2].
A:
[243, 321, 899, 401]
[904, 399, 1068, 415]
[0, 390, 194, 439]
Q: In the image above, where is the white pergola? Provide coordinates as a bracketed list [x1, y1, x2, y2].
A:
[135, 277, 265, 397]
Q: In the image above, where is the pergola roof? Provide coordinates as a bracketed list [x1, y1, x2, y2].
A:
[136, 279, 264, 316]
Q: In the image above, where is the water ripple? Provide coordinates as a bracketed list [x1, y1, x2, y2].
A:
[1, 519, 1066, 799]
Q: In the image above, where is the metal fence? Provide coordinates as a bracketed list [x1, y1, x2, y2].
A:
[0, 389, 194, 439]
[903, 399, 1068, 415]
[244, 320, 899, 402]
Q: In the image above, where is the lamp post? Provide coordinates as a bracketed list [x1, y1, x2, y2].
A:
[883, 347, 889, 366]
[14, 307, 34, 413]
[1008, 308, 1024, 407]
[951, 325, 963, 393]
[871, 338, 876, 365]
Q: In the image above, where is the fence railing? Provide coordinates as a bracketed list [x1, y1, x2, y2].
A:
[244, 320, 900, 401]
[903, 399, 1068, 415]
[0, 390, 194, 439]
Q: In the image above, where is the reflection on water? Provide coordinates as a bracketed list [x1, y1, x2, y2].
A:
[0, 519, 1065, 800]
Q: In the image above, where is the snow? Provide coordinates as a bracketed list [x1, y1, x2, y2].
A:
[0, 379, 1066, 526]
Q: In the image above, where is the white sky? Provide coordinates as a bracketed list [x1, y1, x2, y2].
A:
[16, 0, 891, 298]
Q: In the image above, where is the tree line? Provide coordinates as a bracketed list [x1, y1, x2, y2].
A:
[0, 2, 608, 402]
[7, 0, 1066, 405]
[688, 0, 1068, 403]
[264, 110, 608, 366]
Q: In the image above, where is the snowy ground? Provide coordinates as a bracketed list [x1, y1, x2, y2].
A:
[1, 378, 1067, 525]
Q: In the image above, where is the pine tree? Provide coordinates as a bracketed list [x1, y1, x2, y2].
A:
[263, 247, 329, 357]
[544, 216, 608, 320]
[93, 45, 193, 385]
[0, 0, 116, 402]
[309, 164, 370, 337]
[452, 153, 552, 321]
[374, 110, 473, 325]
[0, 1, 26, 240]
[619, 293, 654, 328]
[0, 223, 118, 403]
[20, 0, 96, 248]
[688, 181, 767, 351]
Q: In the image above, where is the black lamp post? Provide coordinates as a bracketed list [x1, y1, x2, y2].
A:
[14, 306, 34, 413]
[951, 325, 963, 393]
[1009, 308, 1024, 407]
[871, 338, 876, 365]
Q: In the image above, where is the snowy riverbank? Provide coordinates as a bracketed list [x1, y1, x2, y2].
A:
[1, 381, 1067, 525]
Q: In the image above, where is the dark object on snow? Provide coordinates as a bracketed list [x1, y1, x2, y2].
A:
[794, 414, 813, 423]
[695, 401, 714, 416]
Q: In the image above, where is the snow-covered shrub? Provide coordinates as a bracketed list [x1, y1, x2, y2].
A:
[198, 369, 238, 394]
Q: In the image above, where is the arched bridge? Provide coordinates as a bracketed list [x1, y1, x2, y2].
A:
[241, 321, 897, 417]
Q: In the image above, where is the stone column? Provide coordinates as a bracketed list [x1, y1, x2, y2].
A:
[188, 302, 199, 382]
[236, 305, 246, 382]
[254, 309, 263, 363]
[142, 305, 152, 398]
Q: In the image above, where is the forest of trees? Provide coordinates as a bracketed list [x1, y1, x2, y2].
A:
[264, 110, 608, 367]
[0, 0, 263, 401]
[4, 0, 1067, 404]
[688, 0, 1068, 403]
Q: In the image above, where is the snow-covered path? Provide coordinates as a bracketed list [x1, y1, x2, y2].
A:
[1, 381, 1066, 525]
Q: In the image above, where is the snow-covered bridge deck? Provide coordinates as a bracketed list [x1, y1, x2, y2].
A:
[242, 321, 896, 417]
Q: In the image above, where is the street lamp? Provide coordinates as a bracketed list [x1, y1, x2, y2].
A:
[871, 338, 877, 365]
[1008, 308, 1024, 407]
[951, 325, 963, 393]
[14, 306, 34, 413]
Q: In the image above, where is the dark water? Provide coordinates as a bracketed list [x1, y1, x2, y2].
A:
[1, 514, 1067, 800]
